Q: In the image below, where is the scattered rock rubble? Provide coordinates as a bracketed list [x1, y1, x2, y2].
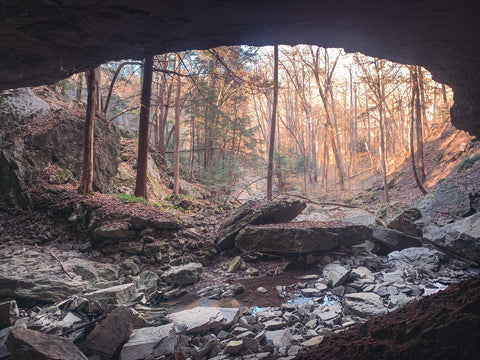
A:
[0, 243, 477, 359]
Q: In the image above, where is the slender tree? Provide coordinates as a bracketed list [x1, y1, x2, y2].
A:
[410, 69, 428, 195]
[134, 55, 154, 199]
[78, 65, 101, 195]
[414, 66, 426, 183]
[267, 45, 279, 200]
[173, 54, 182, 195]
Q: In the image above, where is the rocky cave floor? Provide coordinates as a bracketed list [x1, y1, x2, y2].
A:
[1, 179, 480, 360]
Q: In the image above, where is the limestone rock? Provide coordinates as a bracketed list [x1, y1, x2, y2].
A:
[84, 306, 138, 357]
[83, 283, 136, 306]
[6, 328, 87, 360]
[217, 199, 306, 250]
[423, 213, 480, 263]
[224, 340, 243, 355]
[135, 270, 159, 294]
[0, 88, 51, 129]
[343, 292, 388, 318]
[416, 179, 472, 220]
[161, 262, 203, 285]
[387, 247, 441, 273]
[371, 226, 422, 255]
[387, 208, 422, 236]
[166, 307, 240, 333]
[120, 323, 175, 360]
[227, 256, 245, 273]
[0, 248, 98, 303]
[236, 223, 371, 253]
[323, 262, 351, 287]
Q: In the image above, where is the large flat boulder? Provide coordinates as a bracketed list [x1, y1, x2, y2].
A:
[217, 199, 306, 250]
[423, 213, 480, 263]
[235, 222, 372, 254]
[0, 247, 120, 303]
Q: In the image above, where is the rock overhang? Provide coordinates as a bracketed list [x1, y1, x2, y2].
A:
[1, 0, 480, 135]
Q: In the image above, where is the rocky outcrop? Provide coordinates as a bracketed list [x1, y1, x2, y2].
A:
[0, 91, 122, 206]
[0, 247, 121, 303]
[235, 222, 371, 254]
[217, 199, 306, 250]
[387, 208, 422, 236]
[0, 88, 51, 129]
[423, 213, 480, 263]
[416, 179, 474, 222]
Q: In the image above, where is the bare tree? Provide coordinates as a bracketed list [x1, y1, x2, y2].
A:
[78, 66, 101, 195]
[173, 54, 182, 195]
[267, 45, 279, 200]
[134, 55, 154, 199]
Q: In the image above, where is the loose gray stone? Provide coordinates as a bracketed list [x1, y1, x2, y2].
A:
[85, 306, 138, 357]
[387, 208, 422, 236]
[344, 292, 388, 318]
[323, 263, 351, 287]
[387, 247, 441, 273]
[161, 262, 203, 285]
[224, 340, 243, 355]
[84, 283, 136, 306]
[166, 307, 240, 333]
[120, 323, 174, 360]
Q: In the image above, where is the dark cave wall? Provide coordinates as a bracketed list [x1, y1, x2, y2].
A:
[1, 0, 480, 135]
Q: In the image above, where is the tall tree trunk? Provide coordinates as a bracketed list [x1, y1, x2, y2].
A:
[267, 45, 279, 201]
[173, 54, 181, 195]
[417, 66, 429, 138]
[134, 55, 154, 199]
[414, 66, 426, 183]
[377, 63, 389, 203]
[157, 79, 173, 157]
[78, 66, 100, 195]
[410, 72, 428, 195]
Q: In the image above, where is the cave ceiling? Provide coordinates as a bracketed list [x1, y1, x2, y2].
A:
[1, 0, 480, 135]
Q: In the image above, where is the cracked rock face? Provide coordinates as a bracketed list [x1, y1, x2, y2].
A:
[0, 1, 480, 135]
